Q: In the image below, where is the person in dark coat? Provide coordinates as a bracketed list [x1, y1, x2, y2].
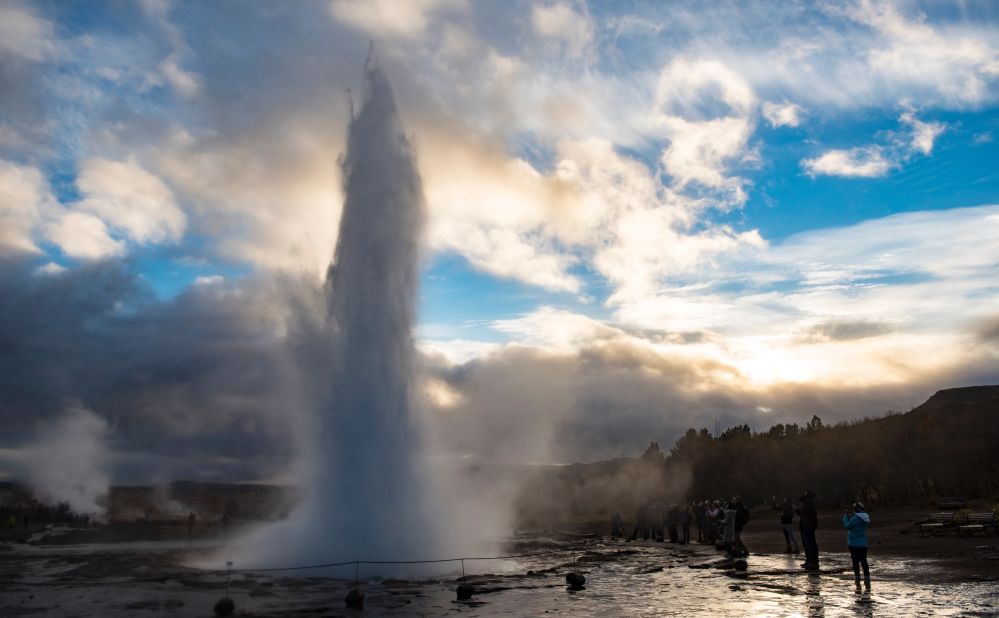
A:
[771, 496, 800, 554]
[666, 505, 679, 543]
[732, 496, 749, 557]
[628, 501, 649, 541]
[611, 511, 625, 539]
[695, 501, 706, 543]
[796, 489, 819, 570]
[679, 504, 692, 544]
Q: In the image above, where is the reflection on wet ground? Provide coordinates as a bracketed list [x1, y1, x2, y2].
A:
[2, 532, 997, 616]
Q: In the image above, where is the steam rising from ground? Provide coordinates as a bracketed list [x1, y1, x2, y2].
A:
[25, 405, 109, 516]
[223, 57, 475, 572]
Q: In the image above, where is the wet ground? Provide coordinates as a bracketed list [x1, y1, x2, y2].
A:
[2, 527, 998, 617]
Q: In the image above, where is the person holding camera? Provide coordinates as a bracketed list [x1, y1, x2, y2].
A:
[843, 501, 871, 588]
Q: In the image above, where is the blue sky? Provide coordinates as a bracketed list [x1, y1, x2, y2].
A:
[2, 0, 999, 473]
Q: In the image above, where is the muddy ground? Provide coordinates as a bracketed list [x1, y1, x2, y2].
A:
[1, 506, 997, 616]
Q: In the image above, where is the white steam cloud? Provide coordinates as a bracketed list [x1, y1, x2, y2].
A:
[25, 404, 109, 516]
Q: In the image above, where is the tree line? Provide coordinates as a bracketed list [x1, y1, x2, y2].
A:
[514, 386, 999, 525]
[663, 386, 999, 507]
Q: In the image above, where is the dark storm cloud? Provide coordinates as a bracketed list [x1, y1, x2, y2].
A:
[0, 255, 308, 483]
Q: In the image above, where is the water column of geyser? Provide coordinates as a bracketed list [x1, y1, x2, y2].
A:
[232, 55, 444, 574]
[312, 53, 436, 565]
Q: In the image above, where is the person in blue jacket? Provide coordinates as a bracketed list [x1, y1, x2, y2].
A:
[843, 501, 871, 587]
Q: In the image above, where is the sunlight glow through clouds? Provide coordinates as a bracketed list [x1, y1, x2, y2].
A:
[477, 204, 999, 391]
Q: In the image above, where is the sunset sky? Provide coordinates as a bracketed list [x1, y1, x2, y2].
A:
[1, 0, 998, 481]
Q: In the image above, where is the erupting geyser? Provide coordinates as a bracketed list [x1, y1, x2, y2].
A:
[228, 53, 444, 571]
[309, 53, 435, 562]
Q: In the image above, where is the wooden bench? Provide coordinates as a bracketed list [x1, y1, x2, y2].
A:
[916, 512, 956, 536]
[959, 513, 997, 536]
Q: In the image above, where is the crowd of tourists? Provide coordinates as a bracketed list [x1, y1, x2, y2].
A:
[611, 488, 871, 588]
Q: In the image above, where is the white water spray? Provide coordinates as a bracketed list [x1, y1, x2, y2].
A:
[308, 52, 435, 561]
[225, 54, 446, 572]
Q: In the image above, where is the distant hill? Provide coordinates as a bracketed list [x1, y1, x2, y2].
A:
[511, 386, 999, 526]
[911, 385, 999, 410]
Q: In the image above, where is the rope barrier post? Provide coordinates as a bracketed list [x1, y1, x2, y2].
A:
[456, 558, 474, 601]
[213, 561, 236, 615]
[346, 561, 364, 609]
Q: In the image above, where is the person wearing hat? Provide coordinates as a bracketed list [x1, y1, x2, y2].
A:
[843, 501, 871, 587]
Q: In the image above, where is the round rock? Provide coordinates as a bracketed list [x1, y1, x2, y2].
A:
[565, 573, 586, 589]
[213, 597, 235, 615]
[345, 588, 364, 609]
[456, 584, 475, 600]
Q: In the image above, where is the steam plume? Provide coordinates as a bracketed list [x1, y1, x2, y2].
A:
[25, 404, 109, 516]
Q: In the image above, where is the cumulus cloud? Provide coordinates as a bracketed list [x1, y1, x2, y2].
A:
[0, 157, 182, 261]
[76, 157, 186, 244]
[420, 133, 581, 292]
[422, 125, 765, 296]
[656, 58, 756, 205]
[900, 110, 946, 155]
[802, 109, 947, 178]
[44, 211, 123, 260]
[802, 146, 892, 178]
[0, 160, 54, 254]
[762, 101, 803, 127]
[194, 274, 224, 286]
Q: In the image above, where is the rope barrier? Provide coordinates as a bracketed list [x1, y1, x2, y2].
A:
[224, 550, 559, 573]
[2, 549, 565, 587]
